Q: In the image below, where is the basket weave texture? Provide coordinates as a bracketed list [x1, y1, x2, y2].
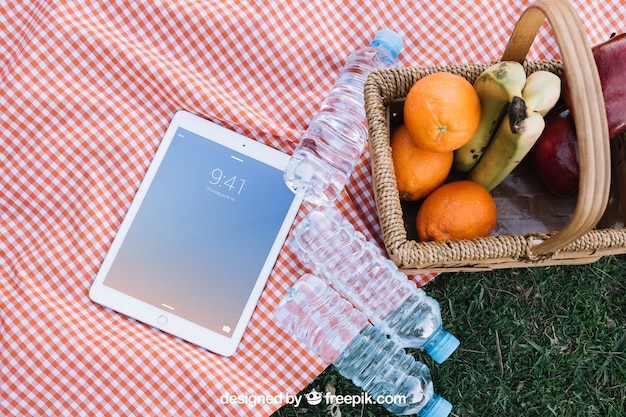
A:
[364, 0, 626, 273]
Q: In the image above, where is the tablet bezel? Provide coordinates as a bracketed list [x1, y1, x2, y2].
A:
[89, 110, 302, 356]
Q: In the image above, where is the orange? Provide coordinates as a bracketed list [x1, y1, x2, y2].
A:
[391, 124, 453, 201]
[416, 180, 497, 242]
[403, 72, 481, 153]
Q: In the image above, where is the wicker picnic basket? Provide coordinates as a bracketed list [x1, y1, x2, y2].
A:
[364, 0, 626, 274]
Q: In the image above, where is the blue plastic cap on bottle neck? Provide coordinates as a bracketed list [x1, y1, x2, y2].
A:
[419, 394, 453, 417]
[370, 29, 403, 59]
[426, 329, 461, 364]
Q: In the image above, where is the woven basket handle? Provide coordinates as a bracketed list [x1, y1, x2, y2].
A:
[500, 0, 610, 255]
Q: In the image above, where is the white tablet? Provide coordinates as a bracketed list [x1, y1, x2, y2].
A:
[89, 110, 302, 356]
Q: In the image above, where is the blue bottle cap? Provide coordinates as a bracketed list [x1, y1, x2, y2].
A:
[370, 29, 403, 59]
[426, 330, 460, 364]
[419, 394, 453, 417]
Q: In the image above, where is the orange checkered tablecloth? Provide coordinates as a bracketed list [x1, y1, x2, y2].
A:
[1, 1, 623, 415]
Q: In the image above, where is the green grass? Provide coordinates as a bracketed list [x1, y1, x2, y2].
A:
[272, 255, 626, 417]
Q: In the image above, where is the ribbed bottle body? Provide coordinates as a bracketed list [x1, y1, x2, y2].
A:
[283, 30, 402, 205]
[289, 207, 460, 362]
[274, 274, 452, 416]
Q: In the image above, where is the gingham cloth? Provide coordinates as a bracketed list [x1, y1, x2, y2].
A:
[1, 1, 623, 415]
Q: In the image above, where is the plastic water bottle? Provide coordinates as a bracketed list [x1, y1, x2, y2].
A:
[284, 29, 403, 205]
[275, 274, 452, 417]
[289, 206, 460, 363]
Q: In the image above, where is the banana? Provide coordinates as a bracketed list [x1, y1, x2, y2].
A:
[468, 70, 561, 191]
[521, 70, 562, 116]
[468, 111, 545, 190]
[454, 61, 527, 172]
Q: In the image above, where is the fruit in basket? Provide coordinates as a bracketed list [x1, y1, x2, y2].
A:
[455, 61, 527, 172]
[468, 71, 561, 191]
[562, 32, 626, 139]
[529, 105, 579, 197]
[416, 180, 497, 242]
[528, 33, 625, 198]
[403, 72, 481, 153]
[391, 125, 453, 201]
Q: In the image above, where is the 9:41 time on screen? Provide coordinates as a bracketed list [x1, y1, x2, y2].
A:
[209, 168, 246, 195]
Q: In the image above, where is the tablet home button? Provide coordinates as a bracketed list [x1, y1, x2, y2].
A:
[157, 315, 168, 325]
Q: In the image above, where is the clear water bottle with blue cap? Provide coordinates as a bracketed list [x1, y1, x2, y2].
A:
[275, 274, 453, 417]
[289, 206, 460, 364]
[284, 29, 403, 205]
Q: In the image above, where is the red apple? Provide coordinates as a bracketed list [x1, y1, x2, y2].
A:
[591, 33, 626, 138]
[563, 32, 626, 138]
[530, 105, 579, 197]
[532, 33, 625, 197]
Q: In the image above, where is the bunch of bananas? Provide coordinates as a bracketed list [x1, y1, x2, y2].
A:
[454, 61, 561, 190]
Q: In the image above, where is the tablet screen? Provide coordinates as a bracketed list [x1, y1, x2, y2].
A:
[99, 126, 296, 338]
